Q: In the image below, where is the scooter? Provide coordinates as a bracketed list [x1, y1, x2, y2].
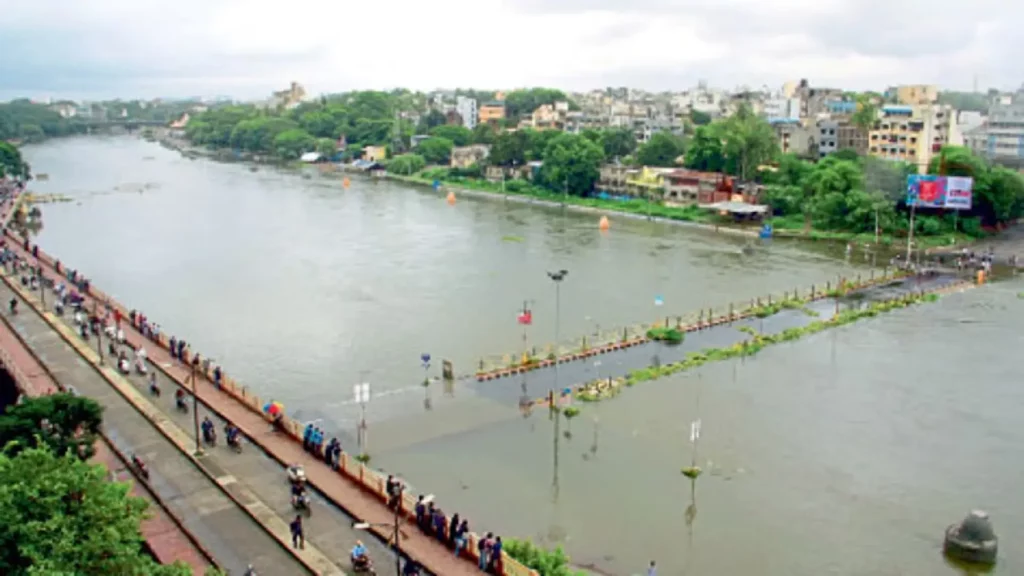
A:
[175, 394, 189, 413]
[135, 361, 148, 376]
[227, 433, 243, 453]
[148, 375, 160, 397]
[292, 492, 312, 516]
[352, 555, 375, 575]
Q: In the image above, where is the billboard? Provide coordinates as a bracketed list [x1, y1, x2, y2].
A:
[906, 175, 973, 210]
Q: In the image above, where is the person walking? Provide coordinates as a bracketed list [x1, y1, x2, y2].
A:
[290, 515, 305, 549]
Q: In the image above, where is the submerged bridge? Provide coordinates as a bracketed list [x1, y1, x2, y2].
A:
[0, 192, 538, 575]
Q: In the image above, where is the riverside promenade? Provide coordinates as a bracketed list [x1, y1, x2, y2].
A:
[0, 309, 215, 572]
[1, 193, 533, 575]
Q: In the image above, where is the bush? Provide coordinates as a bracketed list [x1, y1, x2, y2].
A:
[503, 539, 586, 576]
[387, 154, 426, 175]
[646, 326, 684, 343]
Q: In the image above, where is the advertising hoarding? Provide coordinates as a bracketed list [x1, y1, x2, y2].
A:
[906, 175, 973, 210]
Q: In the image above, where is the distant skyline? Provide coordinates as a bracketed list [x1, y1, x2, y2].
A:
[0, 0, 1021, 101]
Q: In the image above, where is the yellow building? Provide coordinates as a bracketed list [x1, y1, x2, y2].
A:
[362, 146, 387, 162]
[625, 167, 673, 198]
[868, 104, 959, 172]
[478, 101, 506, 125]
[893, 85, 938, 105]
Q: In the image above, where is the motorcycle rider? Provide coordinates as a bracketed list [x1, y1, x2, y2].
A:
[225, 423, 241, 448]
[291, 481, 309, 509]
[148, 372, 159, 395]
[175, 388, 188, 411]
[351, 540, 369, 569]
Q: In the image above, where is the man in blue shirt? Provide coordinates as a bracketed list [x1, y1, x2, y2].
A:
[351, 540, 367, 561]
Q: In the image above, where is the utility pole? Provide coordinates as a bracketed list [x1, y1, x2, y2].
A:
[546, 270, 568, 498]
[190, 355, 202, 455]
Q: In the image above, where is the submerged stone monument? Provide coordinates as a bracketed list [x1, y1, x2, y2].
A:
[943, 510, 998, 565]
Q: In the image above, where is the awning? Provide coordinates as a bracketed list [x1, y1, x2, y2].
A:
[698, 201, 768, 215]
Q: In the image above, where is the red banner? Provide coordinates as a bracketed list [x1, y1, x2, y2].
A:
[517, 310, 532, 325]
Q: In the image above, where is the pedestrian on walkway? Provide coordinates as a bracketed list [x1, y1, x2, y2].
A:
[415, 495, 427, 529]
[303, 424, 313, 451]
[488, 536, 503, 573]
[478, 532, 493, 571]
[647, 560, 656, 576]
[448, 513, 460, 548]
[453, 519, 468, 558]
[290, 515, 305, 549]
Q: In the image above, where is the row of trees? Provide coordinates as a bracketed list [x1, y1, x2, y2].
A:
[0, 392, 200, 575]
[0, 142, 30, 180]
[0, 100, 88, 142]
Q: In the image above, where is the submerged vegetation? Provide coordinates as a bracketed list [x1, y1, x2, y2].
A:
[503, 539, 586, 576]
[646, 326, 685, 343]
[574, 289, 950, 403]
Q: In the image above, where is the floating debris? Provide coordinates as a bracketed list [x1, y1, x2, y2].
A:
[35, 173, 49, 181]
[501, 235, 524, 243]
[20, 192, 73, 204]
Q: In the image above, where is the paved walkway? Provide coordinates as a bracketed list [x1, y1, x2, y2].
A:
[0, 276, 318, 576]
[5, 233, 491, 576]
[0, 303, 214, 572]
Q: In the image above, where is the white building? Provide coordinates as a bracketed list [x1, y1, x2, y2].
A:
[455, 96, 477, 130]
[762, 97, 802, 121]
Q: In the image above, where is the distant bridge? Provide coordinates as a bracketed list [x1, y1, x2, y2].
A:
[79, 119, 168, 131]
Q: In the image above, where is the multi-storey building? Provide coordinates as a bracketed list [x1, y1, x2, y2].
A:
[771, 119, 815, 157]
[868, 104, 960, 172]
[817, 120, 838, 158]
[478, 101, 505, 126]
[889, 85, 939, 106]
[973, 92, 1024, 165]
[455, 96, 477, 130]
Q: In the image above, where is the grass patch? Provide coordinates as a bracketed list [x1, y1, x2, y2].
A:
[646, 326, 685, 343]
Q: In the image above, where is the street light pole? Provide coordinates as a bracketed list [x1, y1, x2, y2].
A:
[393, 485, 402, 576]
[190, 356, 202, 455]
[546, 269, 568, 497]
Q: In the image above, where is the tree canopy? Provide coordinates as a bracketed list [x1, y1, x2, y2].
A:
[538, 133, 605, 195]
[0, 444, 191, 575]
[0, 142, 31, 180]
[503, 88, 573, 121]
[636, 132, 686, 167]
[0, 393, 103, 460]
[415, 137, 455, 165]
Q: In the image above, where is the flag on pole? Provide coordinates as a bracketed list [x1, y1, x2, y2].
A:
[654, 295, 664, 307]
[517, 310, 533, 325]
[690, 419, 701, 443]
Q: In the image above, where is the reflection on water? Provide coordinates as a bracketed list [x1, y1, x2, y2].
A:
[22, 137, 1023, 575]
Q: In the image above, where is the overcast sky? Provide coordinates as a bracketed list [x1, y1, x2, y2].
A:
[1, 0, 1021, 100]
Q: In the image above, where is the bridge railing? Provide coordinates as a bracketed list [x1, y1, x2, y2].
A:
[474, 268, 904, 377]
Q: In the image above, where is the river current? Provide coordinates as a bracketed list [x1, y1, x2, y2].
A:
[23, 136, 1022, 575]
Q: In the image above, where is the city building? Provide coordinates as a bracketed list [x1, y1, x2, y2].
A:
[792, 79, 843, 118]
[837, 122, 869, 156]
[270, 82, 307, 110]
[817, 120, 838, 158]
[868, 104, 960, 172]
[762, 97, 802, 121]
[598, 164, 635, 195]
[450, 144, 490, 169]
[625, 167, 673, 198]
[48, 101, 77, 118]
[455, 96, 477, 130]
[663, 170, 721, 205]
[971, 92, 1024, 166]
[478, 101, 506, 125]
[445, 110, 463, 126]
[889, 85, 939, 106]
[771, 119, 815, 156]
[524, 102, 569, 131]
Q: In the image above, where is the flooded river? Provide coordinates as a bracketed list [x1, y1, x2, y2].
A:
[23, 136, 1022, 575]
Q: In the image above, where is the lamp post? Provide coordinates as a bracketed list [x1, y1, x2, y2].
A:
[189, 354, 202, 456]
[354, 382, 371, 457]
[353, 492, 434, 576]
[546, 269, 568, 496]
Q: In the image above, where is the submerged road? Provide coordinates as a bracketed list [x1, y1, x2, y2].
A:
[0, 276, 318, 575]
[464, 272, 971, 406]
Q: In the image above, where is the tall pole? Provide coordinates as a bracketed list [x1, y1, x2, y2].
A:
[547, 270, 567, 497]
[905, 203, 917, 267]
[191, 359, 202, 455]
[394, 485, 402, 576]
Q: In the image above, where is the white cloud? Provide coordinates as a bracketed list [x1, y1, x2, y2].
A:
[0, 0, 1021, 99]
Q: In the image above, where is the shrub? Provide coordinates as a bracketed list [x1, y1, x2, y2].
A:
[503, 539, 586, 576]
[646, 326, 684, 343]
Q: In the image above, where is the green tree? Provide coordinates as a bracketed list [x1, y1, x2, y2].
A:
[298, 110, 338, 138]
[416, 109, 447, 133]
[690, 109, 713, 126]
[428, 125, 472, 147]
[471, 123, 497, 145]
[851, 95, 878, 131]
[0, 142, 30, 180]
[273, 129, 316, 159]
[503, 88, 572, 121]
[718, 104, 779, 181]
[0, 445, 192, 576]
[683, 125, 726, 172]
[599, 128, 637, 160]
[387, 153, 426, 175]
[315, 138, 338, 158]
[0, 393, 103, 460]
[539, 133, 605, 196]
[416, 137, 455, 165]
[526, 129, 560, 161]
[489, 130, 530, 166]
[636, 132, 686, 167]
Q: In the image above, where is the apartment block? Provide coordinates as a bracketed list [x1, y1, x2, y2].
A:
[974, 93, 1024, 165]
[478, 101, 505, 125]
[889, 85, 939, 106]
[868, 104, 959, 172]
[455, 96, 477, 130]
